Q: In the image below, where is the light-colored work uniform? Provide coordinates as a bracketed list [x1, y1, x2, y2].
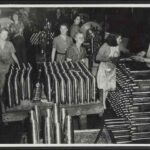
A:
[96, 43, 120, 108]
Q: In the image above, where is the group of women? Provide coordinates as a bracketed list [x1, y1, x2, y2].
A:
[0, 11, 27, 99]
[51, 14, 87, 63]
[0, 14, 86, 101]
[0, 10, 150, 112]
[96, 33, 150, 110]
[51, 14, 126, 110]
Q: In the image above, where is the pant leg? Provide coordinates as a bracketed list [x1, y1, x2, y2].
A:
[102, 90, 108, 110]
[0, 74, 5, 125]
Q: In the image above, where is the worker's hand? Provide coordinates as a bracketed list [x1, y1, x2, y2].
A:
[114, 52, 120, 58]
[17, 63, 21, 69]
[66, 58, 72, 61]
[131, 56, 144, 62]
[137, 51, 146, 57]
[81, 59, 85, 63]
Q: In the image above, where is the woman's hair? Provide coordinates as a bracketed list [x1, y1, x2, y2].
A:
[73, 14, 80, 21]
[12, 12, 18, 16]
[59, 23, 68, 29]
[74, 31, 84, 39]
[12, 12, 19, 19]
[105, 33, 121, 46]
[74, 32, 84, 44]
[0, 27, 9, 34]
[11, 12, 23, 24]
[0, 27, 9, 40]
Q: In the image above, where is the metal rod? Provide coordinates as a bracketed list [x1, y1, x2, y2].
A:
[55, 122, 61, 144]
[66, 115, 73, 144]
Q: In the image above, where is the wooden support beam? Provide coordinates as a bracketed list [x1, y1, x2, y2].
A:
[2, 101, 104, 123]
[61, 102, 103, 116]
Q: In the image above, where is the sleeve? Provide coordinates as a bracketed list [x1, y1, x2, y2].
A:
[70, 26, 74, 38]
[21, 22, 24, 29]
[8, 42, 16, 53]
[82, 47, 87, 58]
[66, 46, 74, 60]
[96, 43, 110, 62]
[70, 37, 73, 46]
[52, 38, 57, 49]
[9, 23, 15, 35]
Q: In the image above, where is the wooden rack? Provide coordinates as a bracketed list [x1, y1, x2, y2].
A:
[2, 100, 104, 129]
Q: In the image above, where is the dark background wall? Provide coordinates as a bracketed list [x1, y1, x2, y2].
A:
[1, 7, 150, 53]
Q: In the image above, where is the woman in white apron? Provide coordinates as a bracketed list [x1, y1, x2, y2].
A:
[96, 34, 122, 110]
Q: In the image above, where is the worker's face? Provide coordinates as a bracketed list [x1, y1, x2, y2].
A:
[116, 36, 122, 45]
[74, 16, 81, 25]
[13, 14, 18, 22]
[0, 30, 8, 41]
[57, 9, 61, 13]
[75, 33, 84, 44]
[60, 25, 68, 35]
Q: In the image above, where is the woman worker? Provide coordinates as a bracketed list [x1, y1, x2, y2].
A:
[0, 27, 19, 97]
[10, 12, 24, 38]
[51, 23, 73, 62]
[70, 15, 81, 40]
[96, 33, 122, 110]
[66, 32, 87, 62]
[131, 44, 150, 68]
[66, 31, 88, 129]
[10, 13, 27, 64]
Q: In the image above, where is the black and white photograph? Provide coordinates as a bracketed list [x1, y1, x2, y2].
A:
[0, 4, 150, 146]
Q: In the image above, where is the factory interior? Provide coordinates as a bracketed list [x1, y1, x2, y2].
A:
[0, 7, 150, 144]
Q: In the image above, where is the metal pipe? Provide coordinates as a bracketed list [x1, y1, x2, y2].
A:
[45, 108, 52, 144]
[66, 115, 73, 144]
[54, 104, 59, 124]
[30, 110, 39, 144]
[55, 122, 61, 144]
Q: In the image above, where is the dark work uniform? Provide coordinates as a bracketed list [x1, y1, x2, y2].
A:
[12, 35, 27, 65]
[10, 22, 27, 65]
[66, 44, 87, 62]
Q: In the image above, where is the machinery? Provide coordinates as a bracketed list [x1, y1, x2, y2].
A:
[106, 59, 150, 144]
[30, 18, 54, 62]
[80, 21, 104, 70]
[43, 61, 96, 104]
